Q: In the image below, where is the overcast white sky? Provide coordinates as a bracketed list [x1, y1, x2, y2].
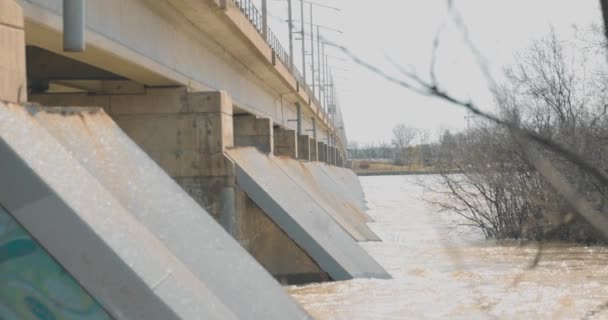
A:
[262, 0, 604, 144]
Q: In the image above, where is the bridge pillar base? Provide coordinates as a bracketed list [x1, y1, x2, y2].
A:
[297, 135, 311, 161]
[273, 127, 297, 158]
[233, 114, 273, 154]
[317, 141, 328, 163]
[329, 147, 337, 165]
[309, 138, 319, 161]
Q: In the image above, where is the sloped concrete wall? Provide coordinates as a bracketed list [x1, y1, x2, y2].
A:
[272, 156, 379, 241]
[322, 165, 370, 213]
[236, 195, 328, 283]
[227, 147, 391, 281]
[0, 102, 238, 319]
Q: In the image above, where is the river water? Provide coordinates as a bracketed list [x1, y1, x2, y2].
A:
[288, 175, 608, 319]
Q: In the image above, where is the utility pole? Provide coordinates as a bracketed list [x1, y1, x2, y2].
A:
[261, 0, 268, 40]
[300, 0, 306, 82]
[320, 42, 326, 109]
[324, 52, 329, 110]
[329, 76, 334, 116]
[317, 26, 322, 103]
[287, 0, 294, 69]
[309, 2, 315, 96]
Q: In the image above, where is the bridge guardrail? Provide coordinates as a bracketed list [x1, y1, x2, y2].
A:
[232, 0, 336, 129]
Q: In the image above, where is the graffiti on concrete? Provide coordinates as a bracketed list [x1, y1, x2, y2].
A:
[0, 205, 110, 320]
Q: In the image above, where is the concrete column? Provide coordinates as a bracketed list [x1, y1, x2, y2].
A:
[274, 127, 297, 158]
[0, 1, 27, 103]
[297, 135, 311, 161]
[309, 138, 318, 161]
[234, 114, 273, 154]
[317, 141, 328, 163]
[337, 152, 344, 167]
[330, 147, 337, 166]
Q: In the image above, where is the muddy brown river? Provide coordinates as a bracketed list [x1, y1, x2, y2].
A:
[288, 175, 608, 319]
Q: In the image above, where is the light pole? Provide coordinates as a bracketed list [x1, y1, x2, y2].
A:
[300, 0, 306, 82]
[309, 2, 315, 96]
[262, 0, 268, 40]
[287, 0, 293, 69]
[305, 0, 340, 101]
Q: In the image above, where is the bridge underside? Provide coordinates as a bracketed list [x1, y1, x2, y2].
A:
[17, 0, 347, 153]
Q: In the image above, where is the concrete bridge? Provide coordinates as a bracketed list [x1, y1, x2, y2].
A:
[0, 0, 388, 318]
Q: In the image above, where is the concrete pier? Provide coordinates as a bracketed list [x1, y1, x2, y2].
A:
[298, 134, 312, 161]
[234, 114, 274, 154]
[310, 138, 319, 161]
[274, 126, 298, 158]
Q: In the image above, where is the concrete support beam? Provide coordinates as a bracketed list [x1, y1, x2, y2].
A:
[309, 138, 318, 161]
[297, 135, 311, 161]
[0, 0, 26, 103]
[273, 127, 297, 158]
[234, 114, 273, 154]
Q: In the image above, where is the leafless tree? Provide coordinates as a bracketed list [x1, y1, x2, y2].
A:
[421, 28, 608, 241]
[392, 123, 418, 165]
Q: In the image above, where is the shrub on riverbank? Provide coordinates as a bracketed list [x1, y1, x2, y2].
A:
[425, 28, 608, 243]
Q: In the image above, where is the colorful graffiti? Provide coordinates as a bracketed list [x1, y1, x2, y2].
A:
[0, 205, 111, 319]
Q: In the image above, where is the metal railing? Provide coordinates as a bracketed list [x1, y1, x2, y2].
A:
[232, 0, 332, 125]
[234, 0, 264, 33]
[234, 0, 289, 67]
[267, 29, 290, 67]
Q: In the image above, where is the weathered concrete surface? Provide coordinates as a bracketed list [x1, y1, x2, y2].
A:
[235, 193, 328, 284]
[320, 164, 371, 216]
[274, 126, 297, 158]
[320, 164, 366, 204]
[0, 0, 26, 103]
[234, 114, 273, 154]
[25, 105, 311, 319]
[31, 89, 235, 224]
[318, 141, 328, 163]
[310, 138, 319, 161]
[272, 156, 380, 241]
[303, 163, 373, 223]
[0, 102, 237, 319]
[298, 134, 311, 161]
[226, 147, 391, 281]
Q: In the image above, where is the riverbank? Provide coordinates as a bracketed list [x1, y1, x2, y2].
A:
[350, 160, 443, 176]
